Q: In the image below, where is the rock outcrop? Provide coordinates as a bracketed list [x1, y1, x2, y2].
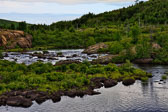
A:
[82, 43, 108, 54]
[92, 55, 118, 64]
[152, 43, 161, 49]
[0, 29, 32, 49]
[133, 58, 153, 64]
[55, 60, 81, 66]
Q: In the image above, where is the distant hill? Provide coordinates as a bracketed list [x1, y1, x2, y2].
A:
[51, 0, 168, 29]
[1, 0, 168, 30]
[0, 19, 19, 28]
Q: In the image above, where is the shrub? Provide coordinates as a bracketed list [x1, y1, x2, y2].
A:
[110, 71, 122, 80]
[109, 41, 124, 54]
[69, 63, 78, 71]
[87, 68, 103, 74]
[162, 75, 167, 80]
[104, 63, 118, 72]
[141, 77, 149, 82]
[7, 82, 27, 90]
[120, 60, 133, 72]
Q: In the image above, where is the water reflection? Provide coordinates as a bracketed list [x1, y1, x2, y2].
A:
[0, 53, 168, 112]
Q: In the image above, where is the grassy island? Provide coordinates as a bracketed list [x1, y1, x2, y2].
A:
[0, 60, 152, 107]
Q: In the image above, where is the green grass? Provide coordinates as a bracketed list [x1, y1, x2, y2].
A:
[0, 60, 151, 95]
[162, 75, 167, 80]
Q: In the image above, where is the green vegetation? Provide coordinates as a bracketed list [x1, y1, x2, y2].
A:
[162, 75, 167, 80]
[1, 0, 168, 64]
[141, 77, 149, 82]
[0, 51, 3, 59]
[0, 60, 150, 94]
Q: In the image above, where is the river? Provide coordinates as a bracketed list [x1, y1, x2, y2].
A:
[0, 50, 168, 112]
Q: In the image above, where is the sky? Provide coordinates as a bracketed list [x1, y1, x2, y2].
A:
[0, 0, 148, 24]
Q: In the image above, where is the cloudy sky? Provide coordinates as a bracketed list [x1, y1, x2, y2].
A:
[0, 0, 147, 24]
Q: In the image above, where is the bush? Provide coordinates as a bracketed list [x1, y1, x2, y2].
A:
[162, 75, 167, 80]
[87, 68, 103, 74]
[141, 77, 149, 82]
[104, 63, 118, 72]
[7, 82, 27, 90]
[108, 41, 124, 54]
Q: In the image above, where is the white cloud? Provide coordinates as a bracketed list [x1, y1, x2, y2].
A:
[0, 0, 137, 4]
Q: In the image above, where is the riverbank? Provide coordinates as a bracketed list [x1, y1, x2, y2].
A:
[0, 60, 152, 108]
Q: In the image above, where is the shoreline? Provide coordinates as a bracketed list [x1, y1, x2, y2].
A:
[0, 76, 144, 108]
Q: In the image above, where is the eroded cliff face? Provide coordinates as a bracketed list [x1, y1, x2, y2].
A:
[0, 29, 32, 49]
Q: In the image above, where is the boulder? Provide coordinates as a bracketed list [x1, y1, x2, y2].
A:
[83, 43, 108, 54]
[92, 55, 118, 64]
[134, 58, 153, 64]
[122, 79, 135, 86]
[0, 29, 32, 49]
[51, 94, 61, 103]
[104, 79, 118, 88]
[6, 96, 33, 108]
[55, 60, 81, 66]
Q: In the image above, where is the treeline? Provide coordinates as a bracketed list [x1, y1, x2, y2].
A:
[0, 0, 168, 50]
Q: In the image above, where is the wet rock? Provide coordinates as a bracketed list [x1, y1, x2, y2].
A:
[104, 79, 118, 88]
[51, 94, 61, 103]
[76, 91, 85, 98]
[91, 77, 107, 83]
[43, 51, 49, 54]
[3, 53, 8, 57]
[32, 53, 46, 59]
[66, 56, 72, 58]
[122, 79, 135, 86]
[91, 77, 107, 89]
[86, 89, 101, 95]
[35, 96, 48, 104]
[0, 95, 8, 106]
[134, 58, 153, 64]
[47, 57, 58, 60]
[26, 90, 40, 100]
[6, 96, 33, 108]
[83, 43, 108, 54]
[55, 60, 81, 66]
[57, 52, 64, 57]
[65, 90, 77, 98]
[72, 54, 78, 57]
[90, 55, 97, 58]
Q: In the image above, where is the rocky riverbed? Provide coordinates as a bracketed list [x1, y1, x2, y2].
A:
[0, 77, 120, 108]
[2, 49, 107, 65]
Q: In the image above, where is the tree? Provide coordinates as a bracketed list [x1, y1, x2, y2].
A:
[18, 21, 27, 31]
[86, 37, 96, 47]
[130, 24, 141, 44]
[10, 24, 15, 30]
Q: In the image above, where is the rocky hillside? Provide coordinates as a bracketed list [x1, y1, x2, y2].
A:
[0, 29, 32, 49]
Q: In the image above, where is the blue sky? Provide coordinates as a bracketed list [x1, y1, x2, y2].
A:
[0, 0, 148, 24]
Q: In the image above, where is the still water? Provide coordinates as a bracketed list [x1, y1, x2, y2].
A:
[0, 50, 168, 112]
